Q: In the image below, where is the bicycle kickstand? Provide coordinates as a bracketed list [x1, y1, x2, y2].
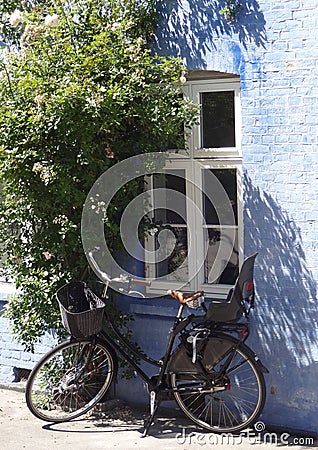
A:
[142, 391, 160, 437]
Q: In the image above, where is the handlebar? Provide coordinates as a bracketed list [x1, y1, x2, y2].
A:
[130, 278, 151, 287]
[88, 249, 111, 283]
[88, 248, 151, 289]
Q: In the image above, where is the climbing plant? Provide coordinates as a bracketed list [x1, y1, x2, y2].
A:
[220, 0, 243, 23]
[0, 0, 197, 350]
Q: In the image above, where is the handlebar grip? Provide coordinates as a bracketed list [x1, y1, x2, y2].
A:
[130, 278, 152, 287]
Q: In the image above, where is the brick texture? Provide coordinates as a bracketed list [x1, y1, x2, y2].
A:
[0, 313, 56, 382]
[154, 0, 318, 433]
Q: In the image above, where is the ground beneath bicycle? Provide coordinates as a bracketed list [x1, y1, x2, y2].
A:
[0, 385, 316, 450]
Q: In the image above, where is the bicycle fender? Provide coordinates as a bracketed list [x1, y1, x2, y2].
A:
[167, 337, 234, 373]
[208, 332, 269, 374]
[167, 344, 199, 373]
[168, 335, 269, 375]
[253, 355, 269, 373]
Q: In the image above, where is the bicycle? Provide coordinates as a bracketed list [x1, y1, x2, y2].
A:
[25, 251, 268, 436]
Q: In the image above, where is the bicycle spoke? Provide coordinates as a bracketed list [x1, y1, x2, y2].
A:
[171, 336, 266, 433]
[26, 339, 115, 422]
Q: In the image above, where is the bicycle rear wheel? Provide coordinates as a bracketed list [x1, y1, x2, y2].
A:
[26, 338, 115, 422]
[170, 335, 266, 433]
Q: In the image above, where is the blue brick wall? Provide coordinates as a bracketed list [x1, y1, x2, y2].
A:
[241, 1, 318, 433]
[0, 283, 56, 382]
[132, 0, 317, 434]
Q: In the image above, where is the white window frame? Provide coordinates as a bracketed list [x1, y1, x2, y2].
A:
[145, 159, 197, 293]
[183, 79, 241, 159]
[146, 77, 243, 299]
[194, 160, 243, 299]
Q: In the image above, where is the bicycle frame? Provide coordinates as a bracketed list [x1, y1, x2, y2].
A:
[96, 301, 253, 394]
[98, 303, 195, 391]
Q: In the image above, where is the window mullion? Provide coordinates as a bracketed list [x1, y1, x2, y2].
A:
[190, 162, 205, 292]
[236, 165, 244, 267]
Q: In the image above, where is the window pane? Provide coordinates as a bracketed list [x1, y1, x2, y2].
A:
[204, 228, 238, 285]
[201, 91, 235, 148]
[203, 169, 238, 225]
[153, 170, 186, 225]
[155, 227, 188, 281]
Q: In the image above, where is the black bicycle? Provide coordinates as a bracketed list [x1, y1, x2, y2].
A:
[25, 251, 268, 436]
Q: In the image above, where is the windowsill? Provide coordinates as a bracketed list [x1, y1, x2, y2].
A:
[131, 303, 178, 317]
[194, 150, 242, 159]
[165, 149, 242, 160]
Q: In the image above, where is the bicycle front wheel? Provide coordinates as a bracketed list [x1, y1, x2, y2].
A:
[26, 338, 115, 422]
[170, 335, 266, 433]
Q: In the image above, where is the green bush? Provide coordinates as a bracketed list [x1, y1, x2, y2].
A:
[0, 0, 197, 350]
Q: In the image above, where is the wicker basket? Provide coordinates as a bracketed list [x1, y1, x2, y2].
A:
[56, 281, 105, 338]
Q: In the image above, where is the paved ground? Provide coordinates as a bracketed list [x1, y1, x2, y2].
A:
[0, 384, 317, 450]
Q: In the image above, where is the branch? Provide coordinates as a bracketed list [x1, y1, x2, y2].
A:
[0, 59, 14, 99]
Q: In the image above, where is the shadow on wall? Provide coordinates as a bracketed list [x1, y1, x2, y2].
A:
[154, 0, 267, 68]
[244, 174, 318, 430]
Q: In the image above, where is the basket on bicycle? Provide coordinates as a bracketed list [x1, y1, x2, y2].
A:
[56, 281, 105, 338]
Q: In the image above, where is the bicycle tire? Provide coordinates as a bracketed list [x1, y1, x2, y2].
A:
[26, 338, 116, 422]
[170, 334, 266, 433]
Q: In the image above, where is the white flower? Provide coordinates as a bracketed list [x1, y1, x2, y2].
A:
[32, 161, 56, 185]
[137, 37, 146, 46]
[34, 94, 43, 107]
[126, 45, 136, 54]
[44, 13, 59, 27]
[149, 227, 159, 236]
[111, 22, 121, 31]
[9, 9, 22, 27]
[20, 24, 43, 46]
[32, 162, 44, 173]
[53, 215, 68, 225]
[179, 71, 187, 84]
[43, 252, 53, 260]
